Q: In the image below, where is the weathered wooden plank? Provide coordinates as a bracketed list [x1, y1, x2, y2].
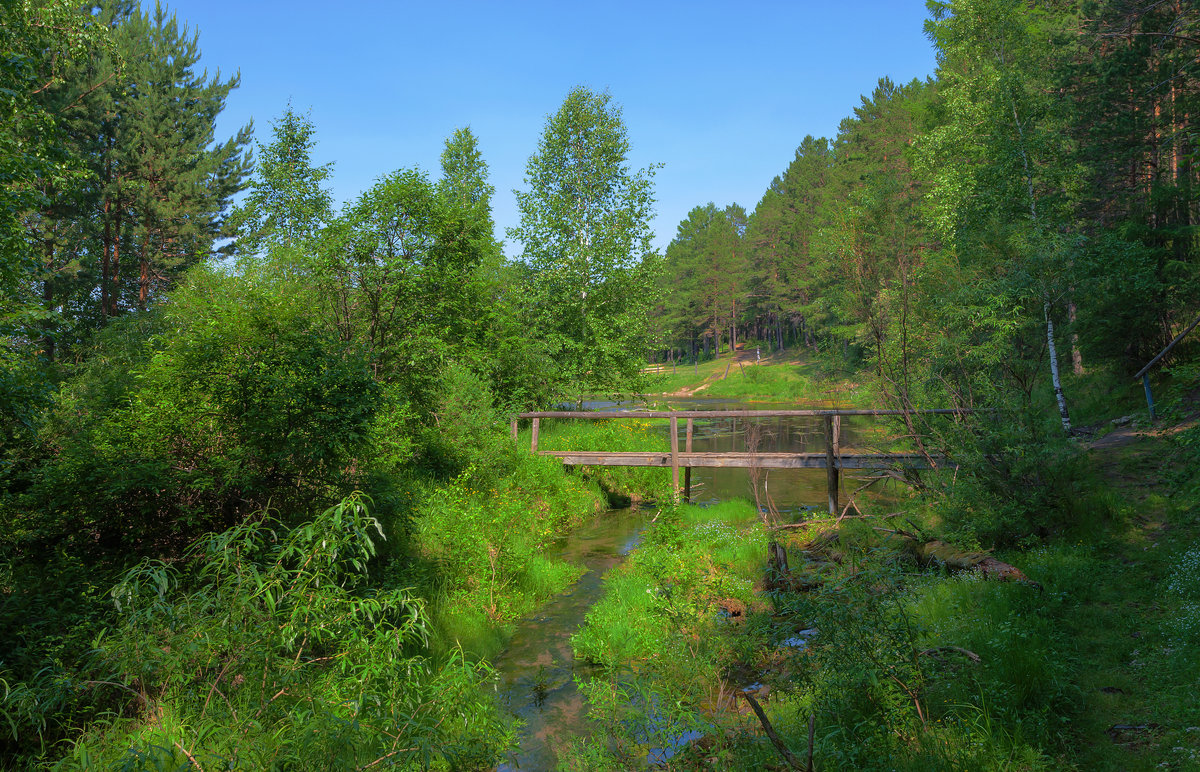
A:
[540, 451, 946, 470]
[669, 415, 680, 495]
[518, 409, 972, 420]
[684, 418, 693, 503]
[531, 417, 540, 453]
[824, 417, 837, 514]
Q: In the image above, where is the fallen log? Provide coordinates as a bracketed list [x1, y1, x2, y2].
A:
[779, 526, 1040, 590]
[739, 691, 805, 770]
[919, 645, 981, 664]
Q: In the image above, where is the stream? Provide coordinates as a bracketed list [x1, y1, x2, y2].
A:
[492, 398, 892, 769]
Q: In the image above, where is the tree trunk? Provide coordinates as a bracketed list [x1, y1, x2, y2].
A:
[139, 236, 150, 312]
[1045, 301, 1071, 433]
[42, 225, 54, 362]
[101, 199, 111, 319]
[110, 206, 122, 317]
[1068, 297, 1082, 376]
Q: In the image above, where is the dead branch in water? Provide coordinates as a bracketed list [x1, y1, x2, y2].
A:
[919, 646, 981, 664]
[739, 691, 804, 770]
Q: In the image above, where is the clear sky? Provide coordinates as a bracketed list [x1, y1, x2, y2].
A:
[156, 1, 938, 255]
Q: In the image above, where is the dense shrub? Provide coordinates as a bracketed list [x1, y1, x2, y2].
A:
[928, 412, 1117, 548]
[39, 495, 514, 771]
[5, 266, 379, 554]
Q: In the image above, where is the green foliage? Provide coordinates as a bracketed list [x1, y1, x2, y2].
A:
[50, 494, 514, 770]
[932, 417, 1122, 547]
[577, 501, 764, 667]
[563, 500, 795, 768]
[409, 449, 602, 650]
[438, 126, 496, 219]
[0, 0, 111, 431]
[9, 263, 379, 550]
[746, 529, 1077, 769]
[0, 0, 106, 301]
[317, 166, 490, 411]
[510, 86, 662, 401]
[231, 106, 334, 255]
[0, 551, 119, 762]
[660, 202, 749, 357]
[532, 417, 672, 503]
[417, 362, 510, 478]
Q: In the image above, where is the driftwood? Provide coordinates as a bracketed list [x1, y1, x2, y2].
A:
[919, 645, 981, 664]
[771, 524, 1040, 591]
[899, 538, 1039, 588]
[739, 691, 805, 770]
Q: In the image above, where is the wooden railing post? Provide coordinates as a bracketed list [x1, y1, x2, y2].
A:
[825, 415, 839, 516]
[684, 418, 694, 502]
[511, 418, 518, 442]
[531, 417, 540, 453]
[669, 415, 680, 498]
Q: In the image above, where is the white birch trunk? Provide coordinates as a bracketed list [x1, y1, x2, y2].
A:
[1068, 298, 1083, 375]
[1045, 301, 1071, 433]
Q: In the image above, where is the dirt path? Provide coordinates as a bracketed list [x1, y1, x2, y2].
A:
[664, 345, 768, 397]
[1065, 411, 1200, 769]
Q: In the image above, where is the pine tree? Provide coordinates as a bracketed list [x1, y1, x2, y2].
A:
[117, 4, 251, 311]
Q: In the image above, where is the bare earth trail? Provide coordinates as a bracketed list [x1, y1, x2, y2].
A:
[665, 345, 770, 397]
[1064, 410, 1200, 770]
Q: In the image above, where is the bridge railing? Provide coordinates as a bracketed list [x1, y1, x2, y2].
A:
[511, 409, 970, 514]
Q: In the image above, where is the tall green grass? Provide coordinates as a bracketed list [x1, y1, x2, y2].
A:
[400, 448, 607, 657]
[32, 495, 516, 771]
[525, 417, 673, 503]
[571, 500, 765, 668]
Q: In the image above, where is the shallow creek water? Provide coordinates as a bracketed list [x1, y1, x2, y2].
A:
[492, 398, 896, 769]
[492, 507, 646, 771]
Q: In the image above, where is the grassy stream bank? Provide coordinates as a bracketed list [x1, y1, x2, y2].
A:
[544, 361, 1200, 770]
[5, 355, 1195, 770]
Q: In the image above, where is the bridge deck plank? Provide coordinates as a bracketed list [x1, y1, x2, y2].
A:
[541, 451, 948, 470]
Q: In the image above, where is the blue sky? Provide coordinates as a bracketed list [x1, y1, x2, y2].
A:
[159, 1, 938, 254]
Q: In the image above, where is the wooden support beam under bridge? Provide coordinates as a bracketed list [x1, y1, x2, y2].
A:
[511, 409, 965, 515]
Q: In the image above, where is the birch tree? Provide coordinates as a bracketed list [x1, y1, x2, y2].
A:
[921, 0, 1080, 432]
[509, 86, 661, 402]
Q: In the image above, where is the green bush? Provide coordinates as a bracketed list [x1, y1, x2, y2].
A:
[49, 494, 514, 770]
[409, 449, 602, 653]
[934, 416, 1116, 548]
[8, 266, 379, 553]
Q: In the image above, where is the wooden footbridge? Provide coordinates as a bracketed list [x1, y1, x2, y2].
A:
[511, 409, 963, 515]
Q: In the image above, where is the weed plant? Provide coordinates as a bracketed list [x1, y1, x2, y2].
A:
[399, 448, 606, 657]
[563, 500, 767, 765]
[6, 495, 515, 770]
[528, 417, 673, 504]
